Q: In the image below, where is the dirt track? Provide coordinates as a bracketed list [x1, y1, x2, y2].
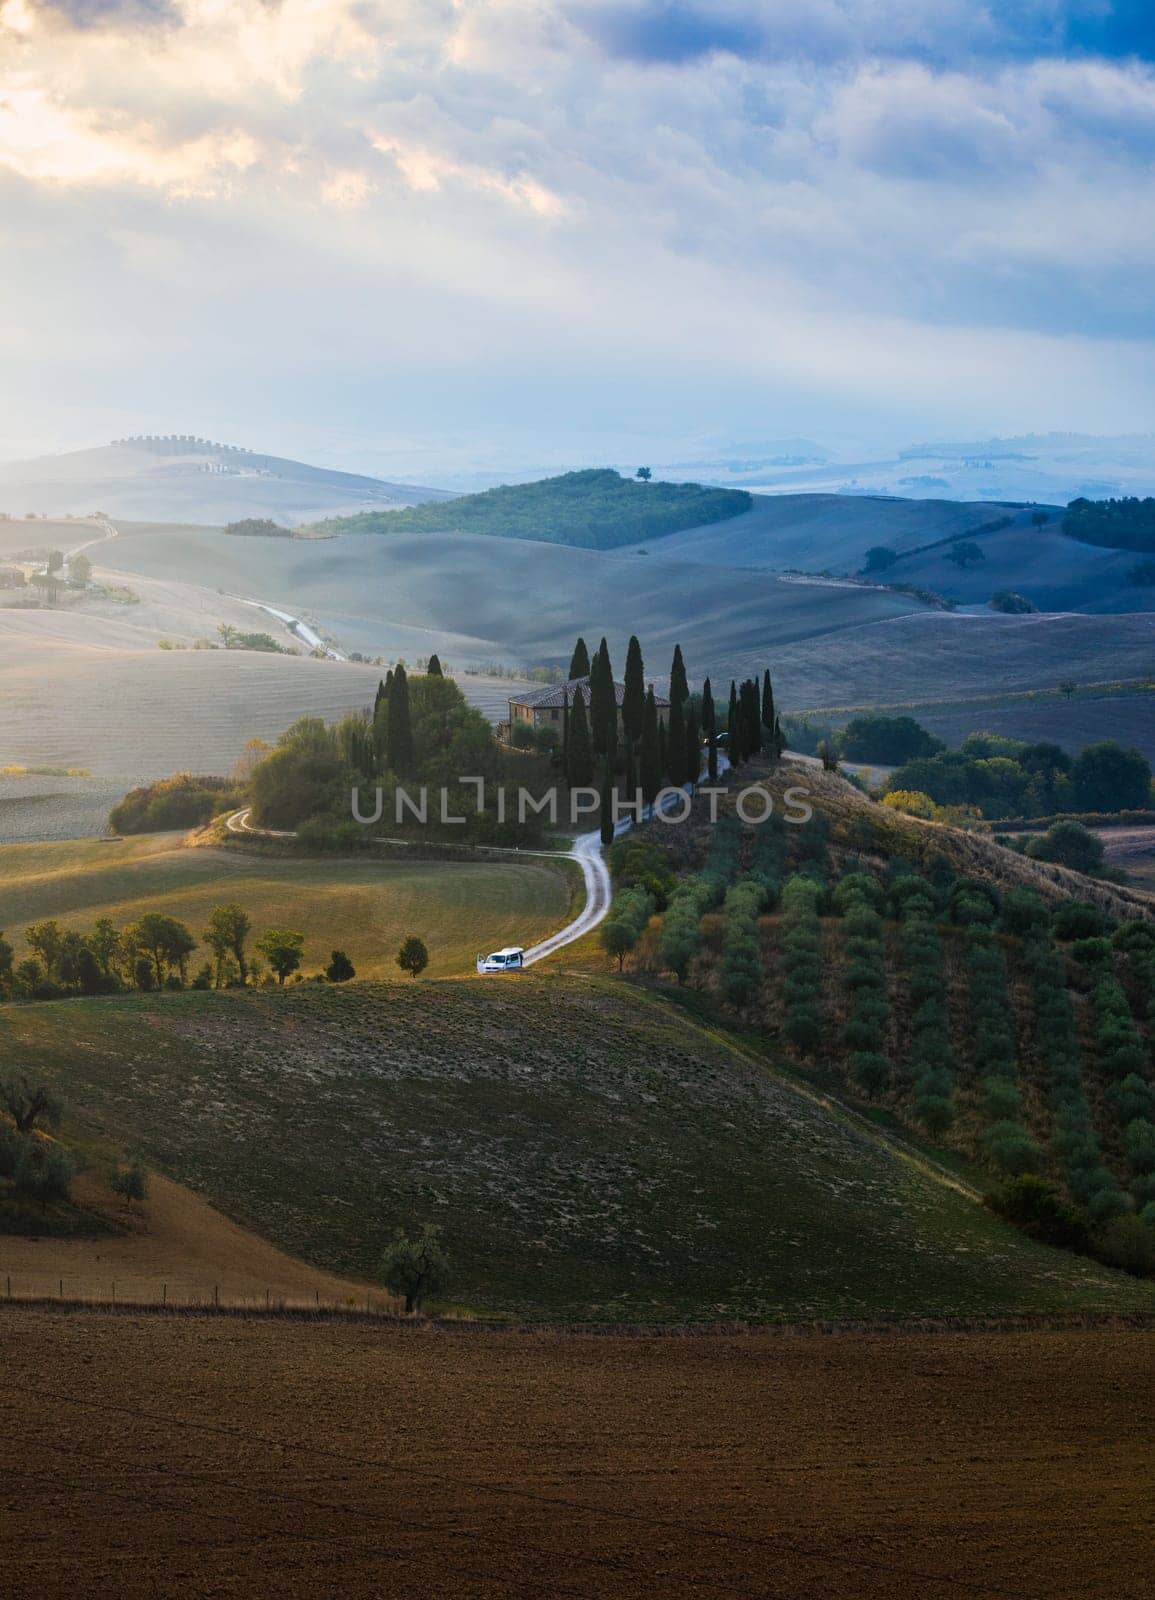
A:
[3, 1316, 1152, 1598]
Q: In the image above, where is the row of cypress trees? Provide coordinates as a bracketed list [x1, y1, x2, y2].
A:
[369, 655, 444, 778]
[561, 635, 782, 814]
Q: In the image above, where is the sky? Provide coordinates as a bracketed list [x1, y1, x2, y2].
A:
[0, 0, 1153, 485]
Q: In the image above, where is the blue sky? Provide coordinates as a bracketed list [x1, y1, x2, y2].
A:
[0, 1, 1152, 483]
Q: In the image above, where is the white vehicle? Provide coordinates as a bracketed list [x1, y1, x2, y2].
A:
[477, 946, 525, 973]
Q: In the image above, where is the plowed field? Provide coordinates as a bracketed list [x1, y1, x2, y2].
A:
[3, 1315, 1151, 1599]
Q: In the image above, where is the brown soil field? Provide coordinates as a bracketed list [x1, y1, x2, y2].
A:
[2, 1316, 1151, 1599]
[0, 1170, 391, 1312]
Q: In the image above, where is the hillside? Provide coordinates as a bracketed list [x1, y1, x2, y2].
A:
[615, 492, 1030, 572]
[306, 468, 752, 549]
[6, 977, 1153, 1320]
[0, 438, 447, 526]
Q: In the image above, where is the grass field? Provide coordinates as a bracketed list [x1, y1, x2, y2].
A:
[0, 837, 573, 979]
[4, 977, 1153, 1320]
[2, 1314, 1152, 1598]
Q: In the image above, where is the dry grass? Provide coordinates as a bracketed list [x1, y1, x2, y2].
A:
[0, 835, 573, 979]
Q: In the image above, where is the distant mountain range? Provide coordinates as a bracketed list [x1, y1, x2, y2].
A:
[0, 436, 448, 526]
[653, 433, 1155, 507]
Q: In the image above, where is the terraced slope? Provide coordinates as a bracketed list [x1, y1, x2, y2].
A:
[6, 979, 1152, 1319]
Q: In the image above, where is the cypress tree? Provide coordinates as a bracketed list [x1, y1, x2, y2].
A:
[560, 686, 570, 769]
[599, 764, 615, 846]
[427, 653, 443, 677]
[623, 636, 645, 748]
[658, 717, 668, 785]
[387, 662, 414, 776]
[727, 681, 741, 764]
[667, 692, 686, 787]
[742, 679, 762, 756]
[373, 677, 388, 717]
[669, 643, 688, 708]
[568, 637, 591, 680]
[774, 714, 784, 757]
[761, 669, 774, 739]
[640, 687, 661, 804]
[684, 703, 700, 785]
[702, 675, 717, 783]
[567, 687, 594, 788]
[590, 638, 616, 760]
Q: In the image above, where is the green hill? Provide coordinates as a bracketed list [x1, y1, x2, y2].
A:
[6, 974, 1153, 1320]
[305, 468, 751, 549]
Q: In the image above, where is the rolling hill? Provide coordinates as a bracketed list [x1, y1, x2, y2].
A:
[7, 977, 1153, 1321]
[0, 437, 447, 526]
[307, 468, 752, 549]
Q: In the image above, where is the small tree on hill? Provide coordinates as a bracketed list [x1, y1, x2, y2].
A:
[256, 929, 305, 984]
[111, 1160, 148, 1209]
[600, 919, 636, 970]
[636, 466, 652, 482]
[946, 540, 985, 568]
[205, 904, 251, 987]
[426, 653, 443, 676]
[397, 935, 429, 979]
[68, 553, 92, 587]
[326, 949, 356, 983]
[379, 1222, 448, 1315]
[1, 1076, 63, 1134]
[669, 643, 688, 708]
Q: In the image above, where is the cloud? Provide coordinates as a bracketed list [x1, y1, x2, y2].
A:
[0, 0, 1153, 468]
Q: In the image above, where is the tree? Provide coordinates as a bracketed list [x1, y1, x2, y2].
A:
[669, 643, 688, 709]
[1030, 510, 1050, 529]
[25, 920, 63, 980]
[639, 687, 661, 804]
[379, 1222, 448, 1314]
[0, 1076, 63, 1134]
[727, 681, 740, 763]
[636, 466, 652, 482]
[667, 692, 686, 787]
[68, 553, 92, 586]
[326, 949, 356, 983]
[863, 545, 898, 572]
[1071, 741, 1152, 813]
[1025, 820, 1106, 876]
[426, 653, 443, 677]
[702, 675, 718, 783]
[739, 678, 762, 756]
[256, 929, 305, 984]
[14, 1140, 72, 1211]
[946, 541, 985, 568]
[111, 1161, 148, 1208]
[622, 636, 645, 747]
[600, 919, 636, 970]
[599, 765, 615, 846]
[588, 638, 616, 760]
[386, 662, 414, 776]
[1059, 678, 1077, 699]
[0, 929, 13, 986]
[567, 636, 590, 679]
[566, 687, 594, 788]
[46, 549, 64, 574]
[397, 935, 429, 979]
[761, 670, 775, 741]
[840, 715, 943, 765]
[124, 913, 197, 989]
[204, 904, 251, 987]
[684, 702, 700, 786]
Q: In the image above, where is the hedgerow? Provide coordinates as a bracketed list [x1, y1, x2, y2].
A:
[896, 878, 956, 1133]
[835, 873, 890, 1094]
[1019, 928, 1128, 1219]
[963, 926, 1040, 1174]
[779, 874, 824, 1052]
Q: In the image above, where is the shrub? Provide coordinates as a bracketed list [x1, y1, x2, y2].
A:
[986, 1175, 1088, 1250]
[1052, 901, 1108, 941]
[984, 1121, 1042, 1176]
[852, 1052, 890, 1092]
[1124, 1119, 1155, 1174]
[1094, 1215, 1155, 1277]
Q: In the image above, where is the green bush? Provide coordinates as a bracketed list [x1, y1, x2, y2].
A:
[986, 1175, 1088, 1250]
[1052, 901, 1109, 941]
[984, 1121, 1042, 1176]
[1094, 1215, 1155, 1277]
[852, 1052, 890, 1092]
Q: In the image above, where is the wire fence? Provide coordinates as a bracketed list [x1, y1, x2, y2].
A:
[1, 1273, 398, 1318]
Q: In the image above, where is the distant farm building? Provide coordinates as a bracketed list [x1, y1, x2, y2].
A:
[502, 675, 669, 742]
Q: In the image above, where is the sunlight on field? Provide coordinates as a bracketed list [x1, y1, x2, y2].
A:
[0, 837, 574, 978]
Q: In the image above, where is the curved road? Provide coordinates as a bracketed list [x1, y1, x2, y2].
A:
[225, 806, 614, 967]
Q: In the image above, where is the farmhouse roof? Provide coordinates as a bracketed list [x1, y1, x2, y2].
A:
[508, 675, 670, 710]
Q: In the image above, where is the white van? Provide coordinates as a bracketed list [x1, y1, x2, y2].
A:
[477, 946, 525, 973]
